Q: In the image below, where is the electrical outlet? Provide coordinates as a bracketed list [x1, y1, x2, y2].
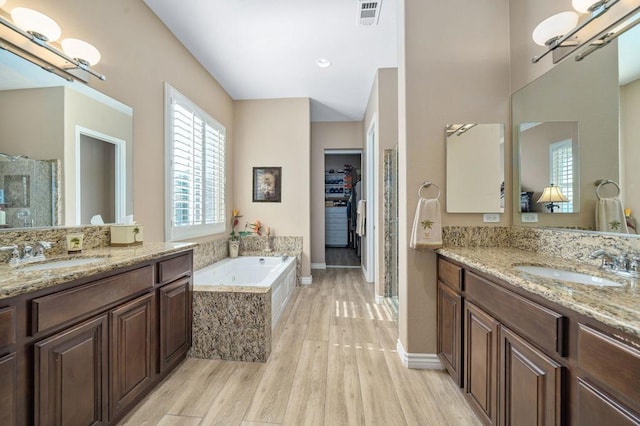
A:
[521, 213, 539, 223]
[483, 213, 500, 223]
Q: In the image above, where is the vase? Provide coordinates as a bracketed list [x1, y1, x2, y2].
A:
[229, 240, 240, 258]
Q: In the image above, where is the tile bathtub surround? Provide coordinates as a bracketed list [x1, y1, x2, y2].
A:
[192, 238, 229, 270]
[239, 235, 302, 252]
[190, 286, 272, 362]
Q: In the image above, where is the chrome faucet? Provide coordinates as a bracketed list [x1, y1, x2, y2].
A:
[589, 249, 640, 278]
[1, 241, 53, 265]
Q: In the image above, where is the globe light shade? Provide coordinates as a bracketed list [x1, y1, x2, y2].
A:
[532, 11, 579, 46]
[572, 0, 598, 13]
[62, 38, 101, 66]
[11, 7, 62, 42]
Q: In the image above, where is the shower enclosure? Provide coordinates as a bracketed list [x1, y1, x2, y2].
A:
[383, 146, 399, 312]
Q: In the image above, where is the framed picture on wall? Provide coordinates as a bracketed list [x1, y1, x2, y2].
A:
[253, 167, 282, 202]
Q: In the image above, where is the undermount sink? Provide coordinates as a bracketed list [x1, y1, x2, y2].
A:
[18, 257, 106, 272]
[514, 265, 623, 287]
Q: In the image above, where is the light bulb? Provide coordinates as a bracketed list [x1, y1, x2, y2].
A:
[62, 38, 101, 66]
[532, 11, 579, 46]
[10, 7, 62, 42]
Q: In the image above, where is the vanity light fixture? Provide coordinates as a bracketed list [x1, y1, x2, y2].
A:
[532, 11, 579, 46]
[537, 184, 568, 213]
[0, 7, 105, 81]
[532, 0, 620, 63]
[575, 9, 640, 61]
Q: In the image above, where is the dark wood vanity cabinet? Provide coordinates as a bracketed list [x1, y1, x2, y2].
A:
[437, 255, 640, 426]
[437, 258, 463, 386]
[0, 249, 193, 426]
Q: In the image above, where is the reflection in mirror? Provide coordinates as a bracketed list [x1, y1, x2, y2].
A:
[513, 20, 640, 233]
[518, 121, 579, 214]
[0, 155, 61, 228]
[446, 123, 504, 213]
[0, 49, 133, 230]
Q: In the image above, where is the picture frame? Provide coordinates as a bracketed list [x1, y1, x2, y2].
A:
[252, 167, 282, 202]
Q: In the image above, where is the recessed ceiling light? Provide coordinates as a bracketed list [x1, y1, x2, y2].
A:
[316, 58, 331, 68]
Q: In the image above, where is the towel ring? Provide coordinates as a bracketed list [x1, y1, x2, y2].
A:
[418, 181, 441, 200]
[595, 179, 621, 200]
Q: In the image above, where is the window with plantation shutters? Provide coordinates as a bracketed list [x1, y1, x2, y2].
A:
[165, 83, 226, 240]
[549, 140, 573, 213]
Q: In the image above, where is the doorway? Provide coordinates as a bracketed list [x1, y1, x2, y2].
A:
[324, 149, 362, 268]
[75, 126, 126, 225]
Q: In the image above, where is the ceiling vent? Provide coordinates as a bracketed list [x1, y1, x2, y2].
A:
[357, 0, 383, 26]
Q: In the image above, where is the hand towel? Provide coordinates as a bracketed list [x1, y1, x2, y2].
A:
[596, 197, 629, 233]
[410, 198, 443, 250]
[356, 199, 366, 236]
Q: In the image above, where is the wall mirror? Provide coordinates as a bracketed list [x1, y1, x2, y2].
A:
[0, 48, 133, 230]
[513, 20, 640, 233]
[518, 121, 580, 214]
[446, 123, 505, 213]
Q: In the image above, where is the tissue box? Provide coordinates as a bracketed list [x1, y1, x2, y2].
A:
[110, 225, 143, 246]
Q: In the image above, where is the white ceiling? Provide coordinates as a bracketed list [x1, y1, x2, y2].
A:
[142, 0, 398, 122]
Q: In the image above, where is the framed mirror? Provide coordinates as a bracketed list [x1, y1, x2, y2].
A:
[0, 48, 133, 230]
[513, 20, 640, 233]
[446, 123, 505, 213]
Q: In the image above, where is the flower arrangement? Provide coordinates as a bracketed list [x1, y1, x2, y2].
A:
[246, 220, 263, 236]
[230, 209, 242, 241]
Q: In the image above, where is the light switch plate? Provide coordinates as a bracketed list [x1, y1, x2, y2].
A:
[521, 213, 539, 223]
[483, 213, 500, 223]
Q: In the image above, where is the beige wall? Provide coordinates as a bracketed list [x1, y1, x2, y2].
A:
[234, 98, 312, 278]
[621, 78, 640, 219]
[0, 87, 65, 159]
[399, 0, 511, 354]
[310, 122, 363, 265]
[11, 0, 236, 242]
[363, 68, 398, 299]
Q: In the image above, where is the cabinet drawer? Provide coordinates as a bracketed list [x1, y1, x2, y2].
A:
[32, 266, 154, 334]
[466, 272, 564, 356]
[158, 253, 192, 284]
[0, 306, 15, 348]
[578, 324, 640, 405]
[438, 258, 462, 291]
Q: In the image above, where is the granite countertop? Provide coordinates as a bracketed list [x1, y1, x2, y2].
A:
[0, 242, 196, 299]
[438, 247, 640, 340]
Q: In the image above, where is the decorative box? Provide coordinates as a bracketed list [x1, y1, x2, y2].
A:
[110, 225, 143, 246]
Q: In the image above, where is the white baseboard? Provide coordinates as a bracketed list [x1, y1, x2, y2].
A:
[311, 263, 327, 270]
[299, 276, 313, 285]
[396, 340, 444, 370]
[375, 295, 385, 304]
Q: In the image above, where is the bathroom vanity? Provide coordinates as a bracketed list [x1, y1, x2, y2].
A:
[437, 249, 640, 425]
[0, 243, 193, 425]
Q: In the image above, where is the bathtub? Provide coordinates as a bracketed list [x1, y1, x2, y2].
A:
[190, 256, 297, 362]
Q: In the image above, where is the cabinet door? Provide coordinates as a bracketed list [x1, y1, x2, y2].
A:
[465, 302, 500, 425]
[500, 326, 562, 426]
[110, 293, 154, 420]
[159, 277, 191, 373]
[437, 280, 463, 386]
[0, 353, 17, 426]
[576, 378, 640, 426]
[34, 315, 108, 426]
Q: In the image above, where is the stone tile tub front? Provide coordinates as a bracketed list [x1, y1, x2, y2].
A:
[190, 256, 297, 362]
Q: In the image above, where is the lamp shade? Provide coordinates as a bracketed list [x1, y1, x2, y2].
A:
[572, 0, 599, 13]
[537, 185, 568, 203]
[10, 7, 61, 42]
[532, 11, 579, 46]
[62, 38, 101, 66]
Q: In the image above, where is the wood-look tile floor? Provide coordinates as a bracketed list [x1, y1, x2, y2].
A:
[118, 269, 480, 426]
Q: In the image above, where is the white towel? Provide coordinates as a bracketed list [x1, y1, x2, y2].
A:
[410, 198, 442, 250]
[356, 199, 366, 236]
[596, 197, 628, 233]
